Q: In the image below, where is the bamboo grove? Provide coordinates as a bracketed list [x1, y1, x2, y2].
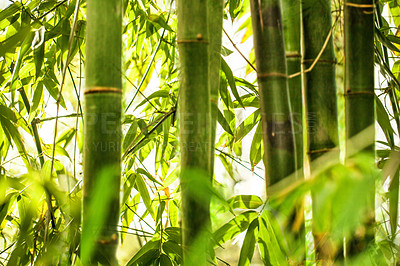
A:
[1, 0, 400, 265]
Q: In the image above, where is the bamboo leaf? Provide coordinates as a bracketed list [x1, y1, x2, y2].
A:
[221, 57, 244, 108]
[250, 122, 263, 168]
[135, 174, 155, 218]
[135, 90, 170, 110]
[238, 218, 259, 266]
[159, 253, 173, 266]
[217, 109, 234, 136]
[227, 195, 263, 210]
[213, 210, 258, 246]
[218, 153, 236, 182]
[42, 76, 66, 109]
[235, 109, 260, 142]
[376, 27, 400, 53]
[375, 95, 394, 147]
[34, 35, 45, 79]
[0, 25, 32, 57]
[137, 167, 162, 186]
[0, 2, 21, 22]
[126, 238, 160, 265]
[149, 14, 174, 32]
[163, 240, 183, 264]
[257, 210, 287, 265]
[31, 82, 43, 114]
[123, 121, 138, 150]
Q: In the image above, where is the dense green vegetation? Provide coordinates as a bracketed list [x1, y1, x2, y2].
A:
[0, 0, 399, 265]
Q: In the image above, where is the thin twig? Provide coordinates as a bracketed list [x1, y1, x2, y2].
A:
[123, 107, 176, 159]
[288, 15, 340, 79]
[50, 0, 81, 175]
[223, 28, 257, 72]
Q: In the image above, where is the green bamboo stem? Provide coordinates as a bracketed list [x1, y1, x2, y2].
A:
[207, 0, 223, 178]
[177, 0, 211, 264]
[82, 0, 122, 264]
[250, 0, 296, 187]
[344, 0, 375, 256]
[281, 0, 305, 261]
[282, 0, 302, 172]
[302, 0, 339, 261]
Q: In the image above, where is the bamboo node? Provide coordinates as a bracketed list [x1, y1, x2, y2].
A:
[307, 147, 338, 155]
[257, 72, 288, 78]
[286, 52, 301, 58]
[84, 87, 122, 95]
[344, 90, 374, 96]
[177, 39, 209, 44]
[210, 98, 218, 104]
[302, 58, 337, 64]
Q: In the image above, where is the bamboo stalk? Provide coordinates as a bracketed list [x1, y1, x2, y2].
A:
[82, 0, 122, 264]
[302, 0, 339, 261]
[281, 0, 305, 261]
[208, 0, 223, 178]
[344, 0, 375, 257]
[250, 0, 296, 187]
[177, 0, 211, 264]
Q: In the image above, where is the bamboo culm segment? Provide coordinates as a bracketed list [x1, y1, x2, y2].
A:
[208, 0, 224, 177]
[302, 0, 338, 161]
[281, 0, 305, 262]
[250, 0, 296, 187]
[344, 0, 375, 256]
[177, 0, 211, 264]
[82, 0, 122, 264]
[302, 0, 339, 261]
[282, 0, 302, 172]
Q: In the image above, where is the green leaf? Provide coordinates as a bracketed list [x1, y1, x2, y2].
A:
[221, 57, 244, 108]
[0, 25, 32, 58]
[218, 153, 236, 182]
[375, 95, 394, 147]
[0, 2, 21, 22]
[0, 104, 17, 122]
[31, 81, 43, 114]
[0, 116, 28, 167]
[123, 171, 138, 204]
[137, 167, 162, 186]
[213, 210, 258, 246]
[233, 94, 259, 108]
[42, 76, 66, 109]
[375, 27, 400, 53]
[161, 115, 171, 159]
[135, 174, 155, 218]
[148, 14, 174, 32]
[238, 218, 259, 266]
[229, 0, 240, 19]
[217, 108, 234, 136]
[135, 90, 170, 110]
[257, 210, 287, 265]
[9, 31, 34, 91]
[126, 238, 160, 265]
[123, 121, 138, 150]
[34, 34, 45, 79]
[235, 109, 261, 142]
[227, 195, 263, 210]
[250, 122, 263, 168]
[163, 240, 183, 264]
[0, 192, 18, 229]
[158, 253, 173, 266]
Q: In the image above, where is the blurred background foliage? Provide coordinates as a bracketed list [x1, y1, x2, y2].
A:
[0, 0, 399, 265]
